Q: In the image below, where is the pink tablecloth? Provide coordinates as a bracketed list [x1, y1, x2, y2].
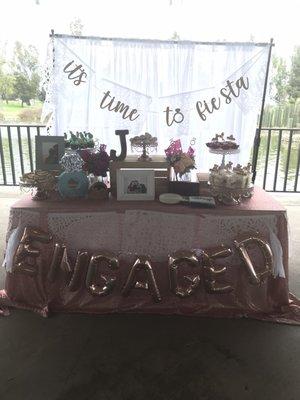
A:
[1, 187, 300, 324]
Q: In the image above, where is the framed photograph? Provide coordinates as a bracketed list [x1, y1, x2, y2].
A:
[117, 169, 155, 200]
[35, 136, 65, 171]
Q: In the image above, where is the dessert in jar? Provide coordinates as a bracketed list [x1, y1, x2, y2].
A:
[209, 162, 252, 190]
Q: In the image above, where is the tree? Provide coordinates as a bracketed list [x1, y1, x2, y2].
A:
[13, 73, 39, 106]
[287, 46, 300, 102]
[37, 87, 46, 102]
[0, 54, 15, 103]
[70, 18, 83, 36]
[0, 73, 15, 103]
[270, 55, 289, 104]
[170, 31, 180, 40]
[11, 42, 40, 106]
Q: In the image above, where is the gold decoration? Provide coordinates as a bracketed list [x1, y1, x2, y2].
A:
[130, 132, 158, 161]
[68, 251, 89, 292]
[202, 246, 233, 293]
[122, 256, 161, 302]
[20, 170, 57, 200]
[13, 227, 52, 276]
[47, 243, 66, 282]
[234, 236, 274, 285]
[86, 252, 119, 296]
[10, 227, 276, 300]
[168, 250, 201, 298]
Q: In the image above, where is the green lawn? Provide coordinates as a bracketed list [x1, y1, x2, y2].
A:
[0, 100, 43, 123]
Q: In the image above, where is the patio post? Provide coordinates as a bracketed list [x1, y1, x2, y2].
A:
[252, 38, 274, 183]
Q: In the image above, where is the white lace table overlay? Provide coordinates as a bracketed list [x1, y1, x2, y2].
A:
[122, 210, 199, 260]
[7, 209, 41, 242]
[48, 212, 122, 257]
[193, 214, 278, 248]
[3, 209, 42, 272]
[193, 213, 284, 278]
[6, 209, 281, 272]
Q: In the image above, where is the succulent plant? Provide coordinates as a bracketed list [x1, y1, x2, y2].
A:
[64, 131, 95, 150]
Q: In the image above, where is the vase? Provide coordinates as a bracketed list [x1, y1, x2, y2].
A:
[60, 149, 84, 172]
[170, 167, 192, 182]
[87, 174, 108, 187]
[87, 173, 102, 185]
[87, 173, 96, 186]
[178, 172, 191, 182]
[169, 167, 178, 181]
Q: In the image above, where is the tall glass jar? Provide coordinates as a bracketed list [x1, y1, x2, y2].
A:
[169, 167, 192, 182]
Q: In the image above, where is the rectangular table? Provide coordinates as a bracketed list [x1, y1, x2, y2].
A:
[1, 187, 300, 323]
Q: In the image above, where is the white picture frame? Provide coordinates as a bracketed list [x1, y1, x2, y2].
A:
[116, 169, 155, 201]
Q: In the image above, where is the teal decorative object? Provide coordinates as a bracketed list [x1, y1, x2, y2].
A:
[58, 171, 89, 199]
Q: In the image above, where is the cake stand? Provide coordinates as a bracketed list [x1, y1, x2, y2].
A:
[208, 183, 254, 205]
[208, 147, 253, 205]
[209, 148, 240, 168]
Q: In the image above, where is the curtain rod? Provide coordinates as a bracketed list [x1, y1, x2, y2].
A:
[50, 31, 274, 47]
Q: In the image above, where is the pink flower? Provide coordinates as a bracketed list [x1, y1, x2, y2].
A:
[164, 139, 196, 177]
[187, 146, 195, 157]
[164, 139, 182, 157]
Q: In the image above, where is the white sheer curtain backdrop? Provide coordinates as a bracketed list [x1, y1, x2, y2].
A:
[43, 36, 269, 171]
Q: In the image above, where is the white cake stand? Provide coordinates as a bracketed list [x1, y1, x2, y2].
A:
[208, 148, 253, 205]
[209, 148, 240, 168]
[208, 183, 254, 205]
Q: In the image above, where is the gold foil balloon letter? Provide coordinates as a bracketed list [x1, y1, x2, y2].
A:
[13, 227, 52, 276]
[234, 236, 274, 285]
[168, 250, 200, 298]
[68, 251, 89, 292]
[47, 243, 66, 282]
[202, 246, 233, 293]
[86, 252, 119, 296]
[122, 256, 161, 302]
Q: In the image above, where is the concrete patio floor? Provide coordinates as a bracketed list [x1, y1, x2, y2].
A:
[0, 187, 299, 400]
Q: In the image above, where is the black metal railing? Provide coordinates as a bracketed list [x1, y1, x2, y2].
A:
[0, 124, 46, 186]
[253, 128, 300, 192]
[0, 124, 299, 192]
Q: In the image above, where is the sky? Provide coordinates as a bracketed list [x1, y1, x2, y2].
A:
[0, 0, 299, 62]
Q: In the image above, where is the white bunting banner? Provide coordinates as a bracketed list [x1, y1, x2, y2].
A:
[42, 35, 270, 168]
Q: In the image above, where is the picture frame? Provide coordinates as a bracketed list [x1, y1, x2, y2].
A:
[117, 169, 155, 200]
[35, 136, 65, 171]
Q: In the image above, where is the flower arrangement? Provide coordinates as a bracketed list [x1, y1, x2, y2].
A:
[64, 131, 95, 150]
[78, 144, 110, 177]
[164, 139, 196, 178]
